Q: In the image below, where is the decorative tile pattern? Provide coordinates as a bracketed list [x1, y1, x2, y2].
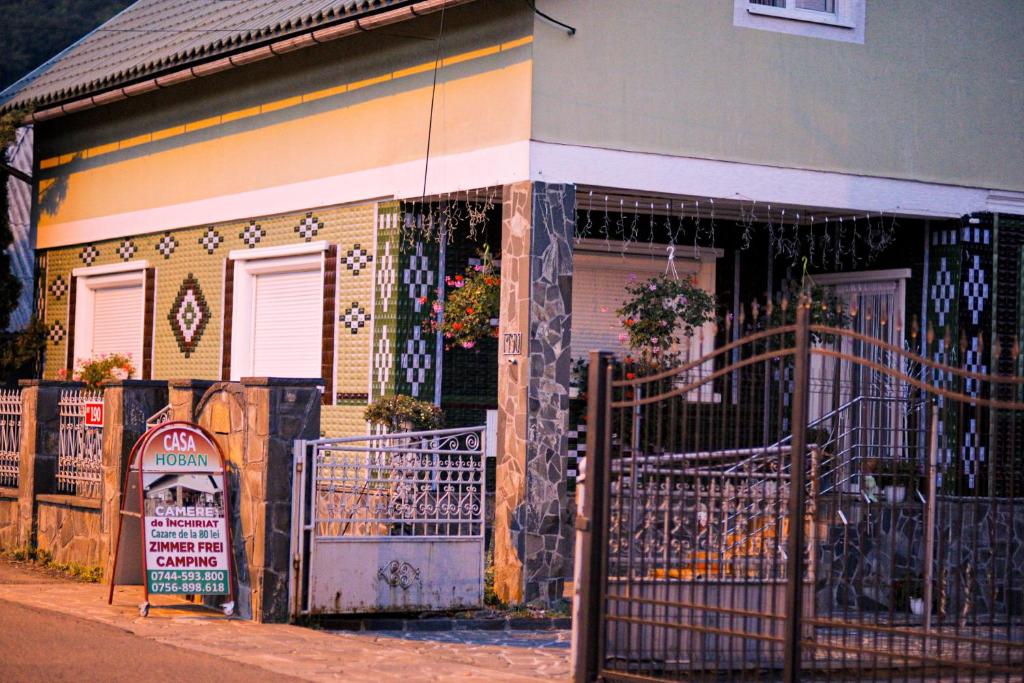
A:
[963, 336, 987, 397]
[79, 244, 99, 266]
[342, 302, 369, 335]
[49, 275, 68, 300]
[369, 206, 402, 402]
[240, 220, 266, 248]
[295, 212, 323, 242]
[931, 257, 955, 327]
[376, 241, 395, 307]
[199, 227, 224, 254]
[403, 241, 434, 302]
[566, 424, 586, 489]
[168, 274, 211, 358]
[49, 320, 66, 344]
[345, 244, 373, 275]
[962, 254, 989, 325]
[374, 326, 395, 399]
[155, 232, 178, 259]
[116, 239, 138, 261]
[401, 325, 431, 397]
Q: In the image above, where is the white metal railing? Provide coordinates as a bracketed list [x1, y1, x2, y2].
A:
[306, 426, 487, 539]
[0, 389, 21, 488]
[146, 404, 171, 429]
[57, 389, 104, 496]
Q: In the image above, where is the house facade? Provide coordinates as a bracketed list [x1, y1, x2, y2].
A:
[3, 0, 1023, 603]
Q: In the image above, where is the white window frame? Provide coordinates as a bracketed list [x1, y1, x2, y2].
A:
[227, 241, 329, 382]
[734, 0, 865, 44]
[71, 260, 149, 376]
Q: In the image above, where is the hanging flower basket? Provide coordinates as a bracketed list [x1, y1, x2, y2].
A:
[427, 248, 501, 350]
[617, 273, 717, 371]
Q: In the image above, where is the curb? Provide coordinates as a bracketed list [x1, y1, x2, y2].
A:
[323, 616, 572, 632]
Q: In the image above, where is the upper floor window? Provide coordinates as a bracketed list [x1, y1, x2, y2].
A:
[735, 0, 865, 43]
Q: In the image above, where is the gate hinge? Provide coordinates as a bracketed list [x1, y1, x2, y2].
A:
[295, 462, 303, 474]
[293, 554, 301, 570]
[575, 516, 590, 532]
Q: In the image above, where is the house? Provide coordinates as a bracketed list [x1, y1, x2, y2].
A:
[2, 0, 1022, 604]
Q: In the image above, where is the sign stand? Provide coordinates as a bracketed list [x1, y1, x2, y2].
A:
[108, 421, 236, 617]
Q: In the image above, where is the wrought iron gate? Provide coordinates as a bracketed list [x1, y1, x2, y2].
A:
[290, 425, 487, 618]
[575, 305, 1024, 681]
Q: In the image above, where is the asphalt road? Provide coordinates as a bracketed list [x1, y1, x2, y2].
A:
[0, 564, 292, 682]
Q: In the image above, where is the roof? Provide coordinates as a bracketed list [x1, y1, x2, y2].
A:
[0, 0, 421, 112]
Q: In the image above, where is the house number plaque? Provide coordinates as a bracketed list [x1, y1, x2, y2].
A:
[502, 332, 522, 356]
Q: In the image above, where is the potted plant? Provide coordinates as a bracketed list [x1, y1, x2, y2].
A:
[57, 353, 135, 389]
[880, 458, 919, 504]
[364, 394, 444, 433]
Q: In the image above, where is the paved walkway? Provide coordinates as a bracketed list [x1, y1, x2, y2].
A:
[0, 560, 570, 681]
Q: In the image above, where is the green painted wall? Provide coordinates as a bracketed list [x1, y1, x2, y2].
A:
[531, 0, 1024, 192]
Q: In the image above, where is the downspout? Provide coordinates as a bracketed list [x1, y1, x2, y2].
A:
[24, 0, 475, 125]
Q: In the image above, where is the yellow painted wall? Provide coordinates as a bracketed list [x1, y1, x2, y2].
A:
[35, 0, 533, 244]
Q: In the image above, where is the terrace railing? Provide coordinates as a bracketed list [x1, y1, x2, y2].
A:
[0, 389, 21, 488]
[56, 389, 104, 496]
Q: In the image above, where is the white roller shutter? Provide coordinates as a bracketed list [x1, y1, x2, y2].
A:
[251, 268, 322, 378]
[570, 254, 666, 358]
[91, 284, 144, 363]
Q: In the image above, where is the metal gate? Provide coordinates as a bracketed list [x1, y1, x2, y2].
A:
[290, 425, 487, 618]
[575, 304, 1024, 681]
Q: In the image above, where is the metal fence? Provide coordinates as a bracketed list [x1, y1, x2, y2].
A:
[0, 389, 21, 488]
[575, 307, 1024, 682]
[57, 389, 104, 496]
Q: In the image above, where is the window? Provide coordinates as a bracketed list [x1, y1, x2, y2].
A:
[227, 242, 331, 383]
[72, 262, 148, 375]
[735, 0, 864, 43]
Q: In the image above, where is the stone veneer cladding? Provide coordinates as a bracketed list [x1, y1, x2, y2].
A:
[494, 181, 574, 605]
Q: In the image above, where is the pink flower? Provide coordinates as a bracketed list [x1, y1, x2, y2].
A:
[461, 341, 476, 349]
[432, 302, 443, 313]
[473, 265, 482, 272]
[628, 273, 637, 282]
[618, 333, 629, 345]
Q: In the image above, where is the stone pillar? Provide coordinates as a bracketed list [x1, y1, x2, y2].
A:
[218, 378, 321, 622]
[494, 181, 575, 605]
[16, 380, 78, 548]
[100, 380, 168, 579]
[168, 379, 216, 422]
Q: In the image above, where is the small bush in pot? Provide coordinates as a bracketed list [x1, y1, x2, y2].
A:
[364, 394, 444, 433]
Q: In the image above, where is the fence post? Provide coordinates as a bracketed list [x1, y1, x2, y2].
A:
[783, 302, 811, 682]
[100, 380, 167, 581]
[572, 351, 612, 683]
[922, 400, 939, 635]
[168, 379, 217, 422]
[16, 380, 74, 549]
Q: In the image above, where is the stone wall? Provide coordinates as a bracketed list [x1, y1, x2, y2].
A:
[0, 492, 18, 548]
[36, 495, 102, 565]
[816, 496, 1024, 616]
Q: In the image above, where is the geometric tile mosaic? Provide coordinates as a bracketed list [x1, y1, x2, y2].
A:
[49, 320, 66, 344]
[116, 239, 138, 261]
[155, 232, 178, 259]
[79, 244, 99, 266]
[345, 243, 372, 275]
[295, 212, 322, 242]
[376, 241, 395, 310]
[931, 256, 955, 327]
[198, 227, 224, 254]
[567, 423, 586, 489]
[401, 325, 431, 398]
[240, 220, 266, 248]
[167, 273, 211, 358]
[962, 254, 989, 325]
[49, 275, 68, 300]
[341, 301, 369, 335]
[403, 241, 434, 307]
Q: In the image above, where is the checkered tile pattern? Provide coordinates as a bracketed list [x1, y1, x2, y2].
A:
[400, 325, 431, 398]
[295, 212, 323, 242]
[376, 241, 395, 310]
[931, 257, 955, 327]
[403, 242, 434, 303]
[49, 320, 65, 344]
[961, 227, 991, 245]
[963, 336, 988, 397]
[198, 227, 223, 254]
[961, 418, 985, 490]
[49, 275, 68, 300]
[155, 232, 178, 259]
[931, 230, 959, 246]
[116, 239, 138, 261]
[342, 302, 369, 334]
[345, 244, 373, 276]
[962, 254, 989, 326]
[567, 423, 586, 488]
[240, 221, 266, 248]
[374, 327, 394, 398]
[79, 244, 99, 266]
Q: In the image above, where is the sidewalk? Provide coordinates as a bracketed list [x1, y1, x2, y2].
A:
[0, 559, 569, 681]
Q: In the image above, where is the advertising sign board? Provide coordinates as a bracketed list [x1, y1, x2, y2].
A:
[108, 421, 235, 617]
